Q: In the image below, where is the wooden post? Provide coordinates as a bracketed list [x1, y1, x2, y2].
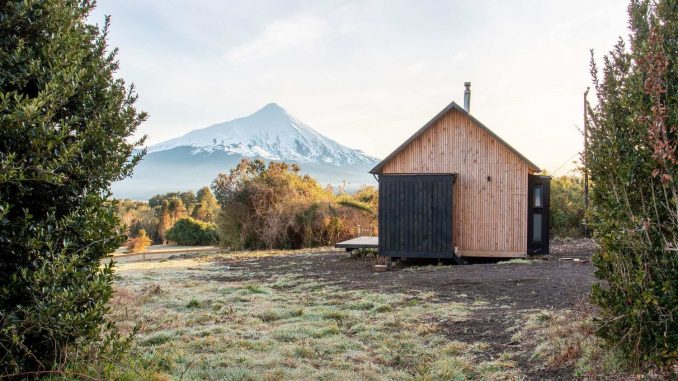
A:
[583, 88, 590, 237]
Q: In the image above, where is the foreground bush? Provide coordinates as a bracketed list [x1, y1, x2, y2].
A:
[0, 0, 146, 374]
[166, 217, 219, 245]
[587, 0, 677, 367]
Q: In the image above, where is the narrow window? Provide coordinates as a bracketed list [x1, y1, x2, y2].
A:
[534, 185, 543, 208]
[533, 214, 542, 242]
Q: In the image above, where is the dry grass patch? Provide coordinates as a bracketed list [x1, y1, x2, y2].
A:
[519, 308, 628, 379]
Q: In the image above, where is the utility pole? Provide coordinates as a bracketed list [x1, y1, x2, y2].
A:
[583, 87, 590, 237]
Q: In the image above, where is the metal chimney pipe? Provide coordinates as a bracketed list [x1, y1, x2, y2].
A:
[463, 82, 471, 112]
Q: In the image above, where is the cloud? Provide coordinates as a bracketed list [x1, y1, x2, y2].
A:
[226, 14, 329, 63]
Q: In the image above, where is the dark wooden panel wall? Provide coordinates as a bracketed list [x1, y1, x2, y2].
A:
[379, 175, 454, 258]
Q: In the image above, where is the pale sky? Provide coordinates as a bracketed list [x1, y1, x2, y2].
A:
[92, 0, 629, 175]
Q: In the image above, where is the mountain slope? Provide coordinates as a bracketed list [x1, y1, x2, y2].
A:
[112, 104, 379, 200]
[148, 103, 376, 165]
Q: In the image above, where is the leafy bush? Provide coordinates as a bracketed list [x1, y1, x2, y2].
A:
[586, 0, 677, 367]
[0, 0, 146, 374]
[166, 217, 218, 246]
[550, 175, 585, 238]
[212, 159, 376, 249]
[128, 229, 152, 253]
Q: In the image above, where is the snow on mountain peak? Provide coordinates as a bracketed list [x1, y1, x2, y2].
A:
[147, 104, 377, 166]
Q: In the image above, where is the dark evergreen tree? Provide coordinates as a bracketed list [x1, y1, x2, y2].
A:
[0, 0, 146, 373]
[587, 0, 676, 367]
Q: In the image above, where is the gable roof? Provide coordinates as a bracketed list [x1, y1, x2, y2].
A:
[370, 101, 540, 174]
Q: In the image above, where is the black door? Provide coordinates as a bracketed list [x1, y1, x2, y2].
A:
[527, 175, 551, 254]
[378, 174, 455, 258]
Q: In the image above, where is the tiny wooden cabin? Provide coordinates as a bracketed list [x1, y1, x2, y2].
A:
[370, 84, 550, 259]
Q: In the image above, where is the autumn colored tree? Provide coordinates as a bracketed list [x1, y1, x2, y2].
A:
[127, 229, 152, 253]
[166, 196, 187, 225]
[212, 159, 375, 249]
[157, 200, 172, 244]
[192, 186, 219, 222]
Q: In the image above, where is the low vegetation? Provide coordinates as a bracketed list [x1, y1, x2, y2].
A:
[521, 309, 627, 378]
[166, 217, 219, 246]
[116, 164, 379, 250]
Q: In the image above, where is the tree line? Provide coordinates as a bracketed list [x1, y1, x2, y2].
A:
[118, 186, 219, 248]
[119, 168, 589, 251]
[118, 159, 378, 250]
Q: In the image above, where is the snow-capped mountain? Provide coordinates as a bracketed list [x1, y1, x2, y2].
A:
[112, 103, 380, 200]
[148, 103, 376, 166]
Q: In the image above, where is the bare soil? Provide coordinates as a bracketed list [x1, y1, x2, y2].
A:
[211, 238, 598, 380]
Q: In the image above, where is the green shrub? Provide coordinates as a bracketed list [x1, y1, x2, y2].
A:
[185, 299, 202, 309]
[586, 0, 677, 367]
[166, 217, 218, 245]
[0, 0, 146, 374]
[550, 175, 585, 238]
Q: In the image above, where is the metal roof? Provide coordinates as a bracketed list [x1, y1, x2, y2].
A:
[370, 101, 541, 174]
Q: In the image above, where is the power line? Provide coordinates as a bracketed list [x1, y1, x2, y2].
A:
[551, 152, 581, 176]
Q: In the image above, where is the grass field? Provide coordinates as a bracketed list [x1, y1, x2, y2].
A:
[109, 246, 624, 380]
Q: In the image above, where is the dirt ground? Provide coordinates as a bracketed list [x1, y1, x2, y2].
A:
[207, 238, 598, 379]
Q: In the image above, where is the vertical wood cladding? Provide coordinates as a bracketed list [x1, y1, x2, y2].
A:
[381, 109, 529, 256]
